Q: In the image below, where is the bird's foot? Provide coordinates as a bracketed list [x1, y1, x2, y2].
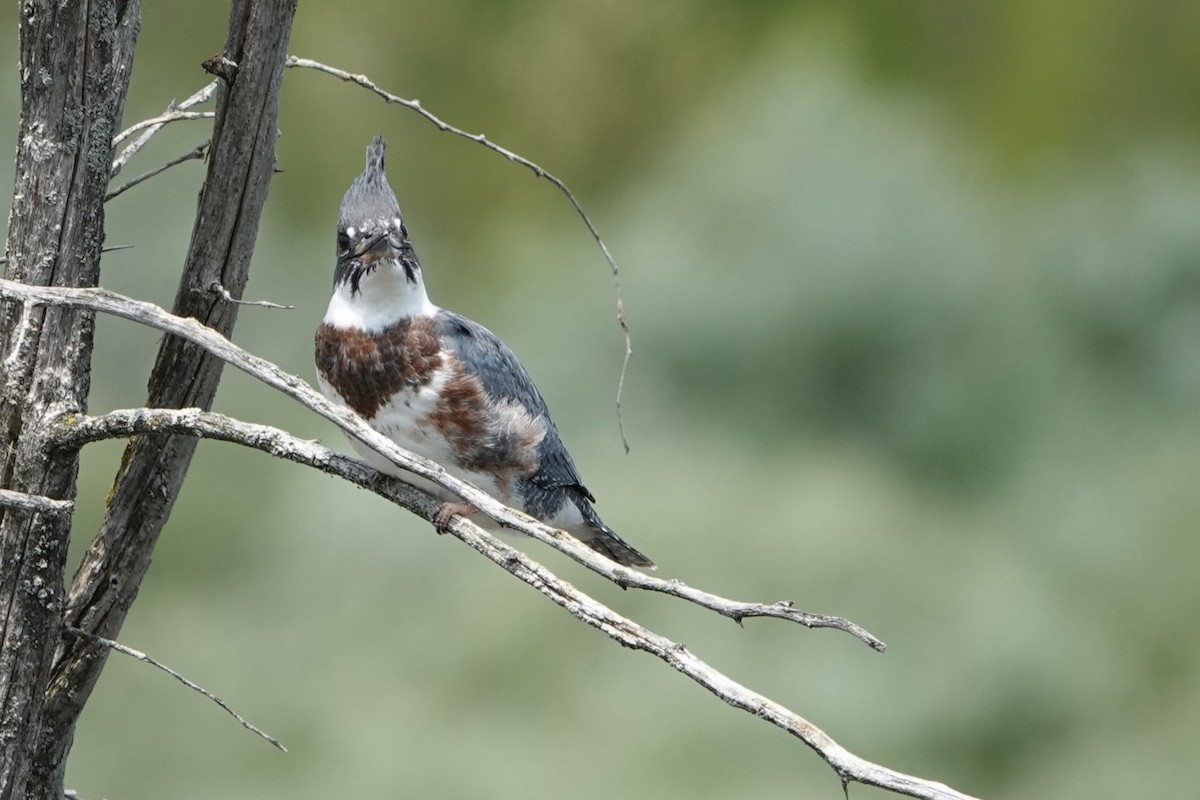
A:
[433, 501, 478, 533]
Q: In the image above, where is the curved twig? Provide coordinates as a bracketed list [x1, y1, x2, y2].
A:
[284, 55, 634, 452]
[106, 141, 209, 201]
[63, 627, 285, 752]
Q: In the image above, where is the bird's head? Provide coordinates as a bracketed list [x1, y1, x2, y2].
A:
[334, 136, 420, 296]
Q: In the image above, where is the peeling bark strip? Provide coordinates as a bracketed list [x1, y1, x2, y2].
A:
[25, 1, 298, 795]
[0, 2, 140, 799]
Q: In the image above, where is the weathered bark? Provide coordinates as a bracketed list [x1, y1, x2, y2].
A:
[0, 2, 140, 798]
[20, 1, 297, 796]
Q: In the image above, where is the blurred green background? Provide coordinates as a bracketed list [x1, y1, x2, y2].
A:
[4, 2, 1200, 798]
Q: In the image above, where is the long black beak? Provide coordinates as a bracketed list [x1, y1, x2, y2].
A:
[351, 231, 388, 259]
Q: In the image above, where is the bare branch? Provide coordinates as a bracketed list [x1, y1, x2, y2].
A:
[285, 55, 635, 452]
[45, 405, 962, 799]
[110, 80, 219, 177]
[63, 627, 285, 752]
[434, 516, 970, 800]
[105, 141, 209, 201]
[617, 577, 883, 648]
[0, 245, 133, 267]
[111, 110, 214, 149]
[0, 278, 985, 796]
[208, 281, 293, 310]
[1, 277, 879, 648]
[0, 489, 73, 516]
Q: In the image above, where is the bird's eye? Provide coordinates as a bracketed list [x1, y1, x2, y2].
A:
[336, 231, 350, 255]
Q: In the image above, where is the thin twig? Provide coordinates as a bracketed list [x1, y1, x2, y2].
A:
[0, 488, 73, 516]
[284, 55, 635, 452]
[619, 578, 882, 647]
[111, 80, 219, 176]
[63, 626, 286, 752]
[1, 244, 134, 266]
[2, 245, 134, 267]
[110, 110, 215, 149]
[106, 141, 209, 201]
[208, 281, 294, 310]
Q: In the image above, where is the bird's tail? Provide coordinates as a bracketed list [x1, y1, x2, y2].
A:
[576, 502, 655, 569]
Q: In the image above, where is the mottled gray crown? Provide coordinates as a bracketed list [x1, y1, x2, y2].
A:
[338, 136, 402, 232]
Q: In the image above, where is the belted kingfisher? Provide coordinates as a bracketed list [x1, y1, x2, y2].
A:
[315, 136, 654, 568]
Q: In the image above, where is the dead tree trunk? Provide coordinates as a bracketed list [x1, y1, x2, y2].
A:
[0, 1, 294, 798]
[0, 2, 139, 797]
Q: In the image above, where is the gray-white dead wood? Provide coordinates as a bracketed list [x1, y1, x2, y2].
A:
[110, 80, 218, 177]
[0, 490, 73, 516]
[110, 110, 214, 147]
[49, 407, 971, 800]
[285, 55, 635, 452]
[208, 280, 293, 310]
[0, 1, 141, 798]
[29, 1, 299, 795]
[63, 627, 285, 752]
[2, 279, 881, 650]
[1, 280, 980, 799]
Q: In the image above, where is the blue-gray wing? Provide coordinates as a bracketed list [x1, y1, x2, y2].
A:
[436, 310, 595, 501]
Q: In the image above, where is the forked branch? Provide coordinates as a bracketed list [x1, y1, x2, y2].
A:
[51, 406, 966, 800]
[1, 278, 876, 648]
[110, 80, 219, 176]
[0, 278, 981, 800]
